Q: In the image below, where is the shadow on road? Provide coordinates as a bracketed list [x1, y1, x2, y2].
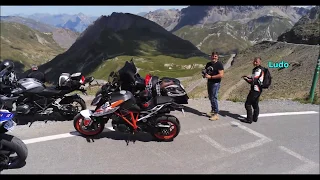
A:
[13, 112, 72, 126]
[182, 105, 207, 117]
[218, 110, 245, 121]
[72, 130, 163, 145]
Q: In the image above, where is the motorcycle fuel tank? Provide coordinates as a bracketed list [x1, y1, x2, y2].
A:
[17, 78, 45, 93]
[109, 90, 134, 104]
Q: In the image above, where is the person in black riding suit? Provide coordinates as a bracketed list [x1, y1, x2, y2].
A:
[27, 65, 46, 83]
[242, 57, 264, 124]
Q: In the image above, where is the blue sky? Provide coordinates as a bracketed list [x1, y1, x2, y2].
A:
[0, 6, 188, 16]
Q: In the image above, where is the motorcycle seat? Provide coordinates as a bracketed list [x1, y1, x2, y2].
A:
[126, 104, 141, 112]
[40, 87, 62, 96]
[155, 96, 174, 105]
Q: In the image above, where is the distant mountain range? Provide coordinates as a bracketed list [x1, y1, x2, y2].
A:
[142, 6, 314, 54]
[13, 13, 99, 33]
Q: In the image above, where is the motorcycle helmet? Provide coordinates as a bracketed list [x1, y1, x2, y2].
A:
[0, 60, 15, 71]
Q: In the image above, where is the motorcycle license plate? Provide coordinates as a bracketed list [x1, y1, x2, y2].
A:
[3, 120, 16, 131]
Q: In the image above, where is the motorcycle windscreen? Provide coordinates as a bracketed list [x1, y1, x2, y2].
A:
[91, 94, 102, 106]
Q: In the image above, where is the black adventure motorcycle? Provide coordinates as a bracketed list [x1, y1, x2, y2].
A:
[0, 68, 95, 120]
[95, 59, 189, 104]
[0, 95, 28, 173]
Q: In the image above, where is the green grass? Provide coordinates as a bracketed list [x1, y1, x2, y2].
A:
[89, 55, 209, 80]
[293, 93, 320, 105]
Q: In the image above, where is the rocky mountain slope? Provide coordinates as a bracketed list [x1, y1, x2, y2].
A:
[144, 9, 181, 31]
[145, 6, 310, 31]
[35, 13, 208, 82]
[278, 6, 320, 45]
[1, 16, 80, 49]
[0, 22, 65, 72]
[20, 13, 98, 33]
[144, 6, 311, 54]
[174, 16, 293, 54]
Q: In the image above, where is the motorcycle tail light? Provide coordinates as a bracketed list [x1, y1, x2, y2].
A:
[80, 76, 85, 84]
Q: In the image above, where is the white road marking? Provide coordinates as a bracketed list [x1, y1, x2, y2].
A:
[230, 121, 272, 141]
[23, 127, 114, 145]
[23, 132, 80, 145]
[241, 111, 318, 118]
[106, 127, 115, 131]
[227, 138, 272, 154]
[199, 135, 231, 153]
[279, 146, 314, 164]
[199, 121, 272, 154]
[180, 123, 230, 136]
[279, 146, 319, 174]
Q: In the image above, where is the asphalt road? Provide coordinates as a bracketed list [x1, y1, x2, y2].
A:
[2, 100, 319, 174]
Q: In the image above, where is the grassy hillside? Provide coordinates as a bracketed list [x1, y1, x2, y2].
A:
[89, 55, 208, 80]
[0, 22, 65, 72]
[1, 16, 80, 50]
[188, 41, 320, 104]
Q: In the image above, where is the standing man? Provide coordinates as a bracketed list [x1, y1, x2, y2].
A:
[241, 57, 264, 124]
[27, 65, 46, 83]
[204, 52, 224, 121]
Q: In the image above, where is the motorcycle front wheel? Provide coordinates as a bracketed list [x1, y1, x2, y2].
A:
[0, 134, 28, 171]
[73, 113, 105, 136]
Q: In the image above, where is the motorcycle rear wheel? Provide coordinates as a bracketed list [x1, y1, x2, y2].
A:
[151, 115, 180, 142]
[61, 98, 86, 120]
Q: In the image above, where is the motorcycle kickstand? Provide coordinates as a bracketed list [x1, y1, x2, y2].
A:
[125, 131, 136, 146]
[28, 119, 35, 127]
[125, 133, 130, 146]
